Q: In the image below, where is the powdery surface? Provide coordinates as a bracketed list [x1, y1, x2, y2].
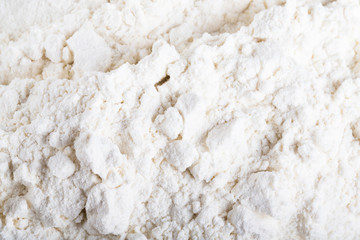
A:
[1, 0, 360, 239]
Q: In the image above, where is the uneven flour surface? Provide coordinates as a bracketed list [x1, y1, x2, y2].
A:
[1, 0, 360, 239]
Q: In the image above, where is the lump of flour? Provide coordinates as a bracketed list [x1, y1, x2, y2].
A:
[47, 152, 76, 179]
[164, 140, 198, 172]
[67, 25, 112, 74]
[1, 0, 360, 239]
[85, 183, 134, 235]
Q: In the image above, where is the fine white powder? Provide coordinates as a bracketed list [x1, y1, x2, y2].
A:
[1, 0, 360, 239]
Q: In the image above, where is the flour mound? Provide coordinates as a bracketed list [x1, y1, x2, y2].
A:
[1, 0, 360, 239]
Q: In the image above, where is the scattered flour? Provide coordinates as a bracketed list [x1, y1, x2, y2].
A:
[1, 0, 360, 239]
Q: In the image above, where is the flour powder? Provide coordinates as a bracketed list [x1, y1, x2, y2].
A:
[1, 0, 360, 239]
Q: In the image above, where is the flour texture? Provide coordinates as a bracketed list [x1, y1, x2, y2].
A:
[1, 0, 360, 239]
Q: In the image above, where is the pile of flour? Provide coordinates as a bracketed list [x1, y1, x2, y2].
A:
[1, 0, 360, 239]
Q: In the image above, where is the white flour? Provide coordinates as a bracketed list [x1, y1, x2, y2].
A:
[1, 0, 360, 239]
